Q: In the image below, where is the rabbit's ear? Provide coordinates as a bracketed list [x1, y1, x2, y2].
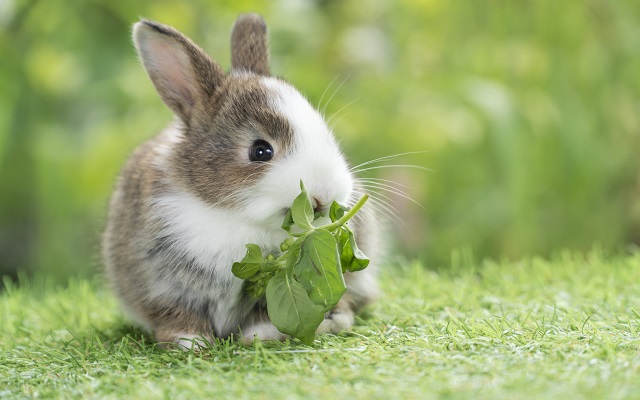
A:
[133, 20, 225, 121]
[230, 14, 270, 76]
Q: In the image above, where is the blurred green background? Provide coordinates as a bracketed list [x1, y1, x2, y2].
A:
[1, 0, 639, 284]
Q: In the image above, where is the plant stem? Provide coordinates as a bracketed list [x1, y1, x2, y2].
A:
[318, 194, 369, 232]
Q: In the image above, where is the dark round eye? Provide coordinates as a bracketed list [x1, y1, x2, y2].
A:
[249, 140, 274, 162]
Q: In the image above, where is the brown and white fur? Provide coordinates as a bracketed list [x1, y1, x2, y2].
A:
[103, 14, 379, 348]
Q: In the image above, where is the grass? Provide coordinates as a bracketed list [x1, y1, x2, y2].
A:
[1, 249, 639, 399]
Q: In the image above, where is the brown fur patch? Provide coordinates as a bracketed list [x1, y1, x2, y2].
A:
[151, 302, 213, 344]
[169, 75, 294, 208]
[231, 14, 270, 76]
[135, 20, 226, 123]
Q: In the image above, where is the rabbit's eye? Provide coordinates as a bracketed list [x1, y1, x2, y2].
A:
[249, 140, 274, 162]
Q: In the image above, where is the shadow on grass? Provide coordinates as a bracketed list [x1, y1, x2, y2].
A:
[62, 322, 160, 357]
[60, 305, 379, 362]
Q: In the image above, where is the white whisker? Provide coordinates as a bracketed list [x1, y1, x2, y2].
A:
[356, 187, 405, 223]
[356, 177, 412, 189]
[352, 189, 403, 227]
[241, 170, 267, 184]
[212, 191, 248, 209]
[355, 185, 399, 206]
[356, 179, 412, 197]
[330, 111, 352, 132]
[322, 73, 351, 114]
[369, 201, 403, 227]
[326, 98, 358, 127]
[356, 182, 425, 211]
[317, 74, 341, 112]
[352, 164, 431, 174]
[349, 151, 429, 171]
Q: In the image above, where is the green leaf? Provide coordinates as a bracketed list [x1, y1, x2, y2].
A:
[337, 228, 352, 273]
[347, 233, 370, 272]
[291, 181, 314, 230]
[244, 281, 266, 298]
[339, 228, 370, 273]
[281, 208, 294, 232]
[232, 187, 372, 343]
[266, 270, 325, 345]
[329, 201, 349, 223]
[280, 237, 294, 252]
[294, 229, 346, 311]
[285, 238, 304, 271]
[260, 259, 282, 273]
[231, 244, 263, 279]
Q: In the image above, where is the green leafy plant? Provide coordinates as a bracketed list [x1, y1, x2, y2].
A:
[232, 181, 370, 344]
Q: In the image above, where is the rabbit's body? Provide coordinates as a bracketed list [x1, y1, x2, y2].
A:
[103, 15, 378, 347]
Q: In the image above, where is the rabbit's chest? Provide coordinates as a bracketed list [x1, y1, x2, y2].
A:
[148, 190, 285, 294]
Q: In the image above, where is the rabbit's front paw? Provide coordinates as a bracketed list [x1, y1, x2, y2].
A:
[240, 320, 288, 344]
[317, 302, 354, 335]
[157, 332, 211, 351]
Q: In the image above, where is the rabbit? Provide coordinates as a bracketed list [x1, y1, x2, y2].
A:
[102, 13, 379, 348]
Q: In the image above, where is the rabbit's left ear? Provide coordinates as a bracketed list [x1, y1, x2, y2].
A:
[133, 19, 225, 122]
[230, 13, 270, 76]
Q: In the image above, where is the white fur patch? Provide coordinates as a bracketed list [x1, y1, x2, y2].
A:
[317, 310, 354, 335]
[174, 333, 208, 350]
[251, 78, 354, 214]
[150, 189, 287, 336]
[153, 189, 285, 268]
[152, 121, 185, 172]
[240, 321, 287, 344]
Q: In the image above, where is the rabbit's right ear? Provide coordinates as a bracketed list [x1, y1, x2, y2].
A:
[231, 14, 270, 76]
[133, 20, 225, 122]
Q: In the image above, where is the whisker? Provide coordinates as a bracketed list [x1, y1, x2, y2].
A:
[317, 74, 341, 112]
[356, 182, 425, 211]
[212, 191, 248, 209]
[352, 164, 432, 174]
[355, 184, 399, 205]
[322, 73, 351, 114]
[360, 201, 399, 227]
[330, 111, 352, 132]
[357, 184, 404, 204]
[241, 170, 267, 184]
[356, 179, 412, 197]
[369, 201, 404, 228]
[349, 151, 429, 171]
[356, 177, 412, 189]
[326, 98, 358, 127]
[352, 189, 403, 227]
[356, 186, 405, 216]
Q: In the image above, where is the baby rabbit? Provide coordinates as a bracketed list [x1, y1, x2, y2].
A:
[103, 14, 379, 348]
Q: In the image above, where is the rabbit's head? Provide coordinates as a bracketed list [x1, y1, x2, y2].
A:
[134, 15, 353, 228]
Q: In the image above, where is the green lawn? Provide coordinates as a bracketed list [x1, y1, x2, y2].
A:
[2, 250, 639, 399]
